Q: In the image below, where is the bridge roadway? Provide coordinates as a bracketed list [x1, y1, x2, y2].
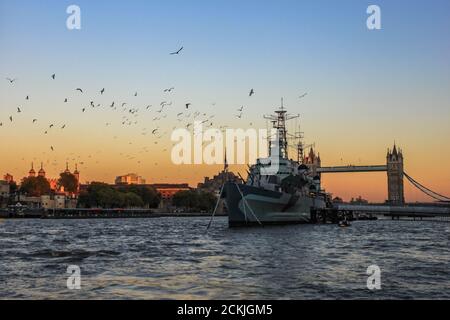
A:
[317, 165, 388, 173]
[333, 204, 450, 217]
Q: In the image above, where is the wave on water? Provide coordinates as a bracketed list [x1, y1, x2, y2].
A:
[27, 249, 121, 260]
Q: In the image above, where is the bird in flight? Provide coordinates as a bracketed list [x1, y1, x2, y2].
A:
[134, 92, 138, 97]
[51, 74, 56, 80]
[17, 107, 21, 113]
[237, 106, 244, 112]
[9, 116, 13, 122]
[164, 87, 175, 93]
[170, 47, 183, 55]
[299, 92, 308, 99]
[249, 89, 255, 97]
[64, 98, 68, 103]
[100, 88, 105, 95]
[33, 119, 37, 123]
[26, 96, 29, 100]
[50, 146, 54, 151]
[76, 88, 83, 93]
[61, 125, 66, 129]
[185, 103, 191, 109]
[236, 113, 243, 119]
[82, 108, 86, 112]
[6, 78, 17, 84]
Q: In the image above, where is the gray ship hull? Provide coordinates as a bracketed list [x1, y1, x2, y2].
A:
[223, 182, 324, 227]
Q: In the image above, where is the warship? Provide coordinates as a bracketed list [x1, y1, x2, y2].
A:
[222, 103, 331, 227]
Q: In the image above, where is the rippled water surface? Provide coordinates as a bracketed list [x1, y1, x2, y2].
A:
[0, 217, 449, 299]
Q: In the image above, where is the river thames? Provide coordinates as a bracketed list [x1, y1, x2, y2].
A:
[0, 217, 449, 299]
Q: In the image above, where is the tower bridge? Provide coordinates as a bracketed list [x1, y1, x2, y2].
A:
[317, 165, 387, 173]
[304, 144, 449, 205]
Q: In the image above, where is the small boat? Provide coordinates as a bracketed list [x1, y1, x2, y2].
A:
[338, 220, 351, 227]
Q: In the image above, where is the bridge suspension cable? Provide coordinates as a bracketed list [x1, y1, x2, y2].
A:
[404, 172, 450, 202]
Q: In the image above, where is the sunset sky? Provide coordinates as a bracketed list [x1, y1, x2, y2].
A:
[1, 0, 449, 202]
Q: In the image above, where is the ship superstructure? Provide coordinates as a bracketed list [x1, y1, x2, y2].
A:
[223, 103, 329, 227]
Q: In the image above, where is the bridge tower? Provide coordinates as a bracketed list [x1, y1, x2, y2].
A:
[387, 144, 405, 205]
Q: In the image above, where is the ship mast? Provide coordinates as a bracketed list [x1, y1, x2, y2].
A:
[264, 98, 299, 159]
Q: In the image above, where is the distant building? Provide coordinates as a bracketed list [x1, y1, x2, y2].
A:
[3, 173, 14, 183]
[11, 194, 77, 210]
[304, 147, 321, 176]
[21, 162, 81, 196]
[41, 194, 77, 210]
[332, 197, 344, 204]
[350, 196, 369, 205]
[198, 150, 243, 193]
[387, 144, 404, 205]
[13, 196, 41, 209]
[198, 171, 243, 193]
[151, 183, 191, 201]
[0, 181, 10, 208]
[0, 180, 10, 198]
[115, 173, 146, 185]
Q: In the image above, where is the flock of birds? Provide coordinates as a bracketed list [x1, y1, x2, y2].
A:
[2, 46, 308, 180]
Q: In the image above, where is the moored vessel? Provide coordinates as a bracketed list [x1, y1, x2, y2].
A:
[223, 103, 331, 227]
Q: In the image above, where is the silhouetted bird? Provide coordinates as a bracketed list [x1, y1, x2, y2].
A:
[100, 88, 105, 95]
[170, 47, 183, 55]
[76, 88, 83, 93]
[249, 89, 254, 97]
[6, 78, 16, 84]
[299, 92, 308, 99]
[51, 74, 55, 80]
[186, 103, 191, 109]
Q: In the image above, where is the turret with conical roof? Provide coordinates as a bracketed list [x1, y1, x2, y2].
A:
[73, 164, 80, 182]
[29, 163, 36, 177]
[64, 162, 70, 174]
[38, 162, 46, 177]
